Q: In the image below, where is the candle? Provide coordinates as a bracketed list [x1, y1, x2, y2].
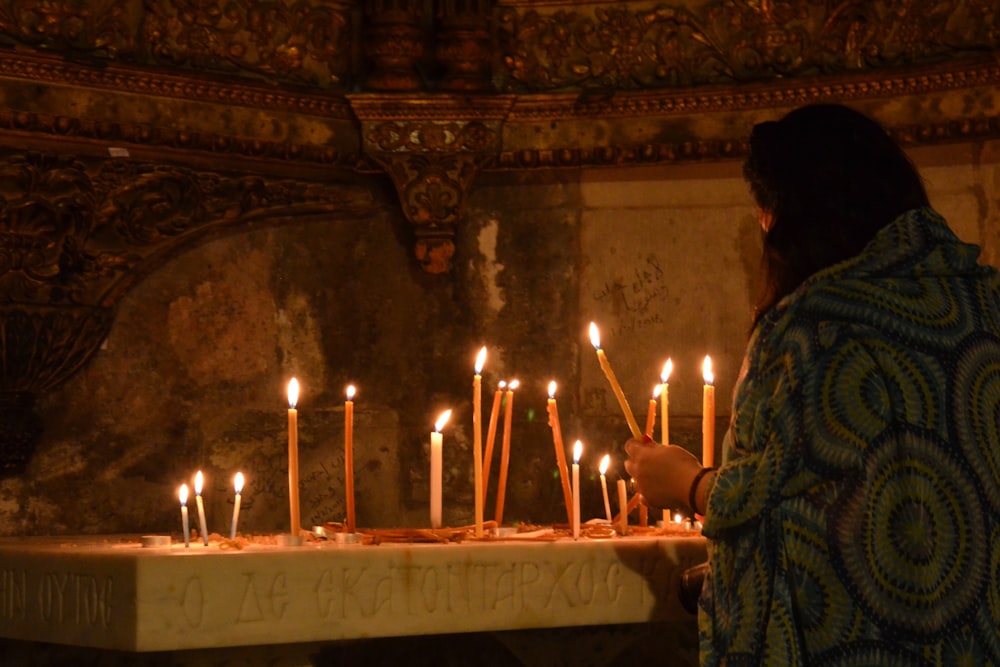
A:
[287, 378, 301, 537]
[702, 356, 715, 468]
[179, 484, 190, 548]
[473, 346, 486, 538]
[571, 440, 582, 540]
[430, 409, 452, 529]
[546, 381, 574, 524]
[482, 380, 505, 507]
[194, 470, 209, 546]
[345, 384, 356, 534]
[617, 478, 628, 535]
[599, 454, 612, 522]
[230, 472, 244, 540]
[644, 384, 662, 437]
[660, 358, 673, 526]
[589, 322, 643, 439]
[494, 380, 518, 525]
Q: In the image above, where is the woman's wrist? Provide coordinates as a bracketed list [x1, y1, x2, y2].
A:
[688, 466, 717, 515]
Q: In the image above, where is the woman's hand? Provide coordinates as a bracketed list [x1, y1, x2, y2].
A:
[624, 439, 702, 510]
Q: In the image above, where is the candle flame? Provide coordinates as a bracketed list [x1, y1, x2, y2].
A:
[674, 512, 684, 524]
[588, 322, 601, 349]
[652, 384, 662, 399]
[234, 472, 244, 495]
[508, 379, 520, 390]
[572, 440, 583, 463]
[194, 470, 204, 496]
[498, 380, 507, 390]
[702, 355, 714, 385]
[547, 380, 557, 398]
[474, 346, 487, 374]
[599, 453, 610, 475]
[661, 358, 673, 383]
[435, 409, 452, 433]
[346, 384, 356, 400]
[287, 377, 299, 408]
[179, 483, 189, 506]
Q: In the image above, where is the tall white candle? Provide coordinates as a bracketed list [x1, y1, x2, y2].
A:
[194, 470, 209, 546]
[179, 484, 190, 548]
[430, 409, 452, 529]
[345, 384, 356, 534]
[287, 378, 301, 537]
[599, 454, 612, 522]
[660, 358, 673, 527]
[702, 356, 715, 468]
[473, 346, 486, 538]
[230, 472, 244, 540]
[571, 440, 582, 540]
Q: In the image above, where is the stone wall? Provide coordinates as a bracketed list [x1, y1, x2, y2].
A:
[1, 140, 997, 537]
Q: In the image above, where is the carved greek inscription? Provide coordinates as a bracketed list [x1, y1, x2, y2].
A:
[312, 559, 625, 621]
[0, 569, 26, 620]
[236, 571, 289, 623]
[181, 576, 203, 628]
[35, 572, 112, 627]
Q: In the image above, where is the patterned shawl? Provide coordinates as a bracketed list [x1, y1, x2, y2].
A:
[700, 208, 1000, 666]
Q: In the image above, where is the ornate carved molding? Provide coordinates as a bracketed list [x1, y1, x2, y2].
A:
[495, 0, 1000, 92]
[351, 95, 515, 273]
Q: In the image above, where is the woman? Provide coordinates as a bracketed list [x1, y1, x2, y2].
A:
[625, 104, 1000, 665]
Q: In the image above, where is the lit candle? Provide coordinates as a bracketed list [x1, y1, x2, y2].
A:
[617, 478, 629, 535]
[702, 356, 715, 468]
[430, 409, 452, 529]
[230, 472, 244, 540]
[589, 322, 643, 439]
[287, 378, 301, 537]
[179, 484, 190, 548]
[194, 470, 209, 546]
[599, 454, 612, 522]
[660, 358, 673, 527]
[571, 440, 582, 540]
[473, 346, 487, 538]
[345, 384, 356, 534]
[644, 384, 662, 437]
[482, 380, 505, 507]
[494, 379, 518, 526]
[546, 381, 574, 524]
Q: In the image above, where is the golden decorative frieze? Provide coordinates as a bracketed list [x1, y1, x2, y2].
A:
[0, 0, 135, 57]
[496, 0, 1000, 92]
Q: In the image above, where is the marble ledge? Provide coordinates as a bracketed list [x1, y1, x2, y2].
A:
[0, 534, 707, 653]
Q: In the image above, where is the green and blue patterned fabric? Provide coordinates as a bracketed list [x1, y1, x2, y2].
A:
[700, 208, 1000, 666]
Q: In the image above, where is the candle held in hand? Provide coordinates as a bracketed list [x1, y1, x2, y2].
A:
[230, 472, 244, 540]
[546, 381, 574, 524]
[571, 440, 582, 540]
[660, 358, 673, 527]
[473, 346, 487, 538]
[702, 356, 715, 468]
[194, 470, 209, 546]
[645, 384, 662, 438]
[179, 484, 190, 548]
[599, 454, 612, 522]
[430, 409, 451, 529]
[345, 384, 356, 534]
[589, 322, 643, 439]
[287, 378, 301, 537]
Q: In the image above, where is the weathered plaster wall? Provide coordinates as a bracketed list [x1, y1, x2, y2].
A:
[1, 140, 998, 538]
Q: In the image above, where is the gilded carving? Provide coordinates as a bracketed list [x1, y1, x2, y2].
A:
[0, 0, 135, 57]
[496, 1, 1000, 91]
[141, 0, 355, 88]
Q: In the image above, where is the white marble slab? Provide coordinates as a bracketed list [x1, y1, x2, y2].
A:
[0, 534, 706, 652]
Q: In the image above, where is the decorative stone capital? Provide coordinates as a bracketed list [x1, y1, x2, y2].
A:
[350, 95, 515, 273]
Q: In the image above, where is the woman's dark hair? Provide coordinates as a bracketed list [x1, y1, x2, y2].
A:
[743, 104, 929, 324]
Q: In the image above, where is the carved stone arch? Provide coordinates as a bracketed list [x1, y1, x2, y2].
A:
[0, 147, 378, 471]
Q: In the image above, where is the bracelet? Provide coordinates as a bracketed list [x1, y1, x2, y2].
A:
[688, 467, 717, 516]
